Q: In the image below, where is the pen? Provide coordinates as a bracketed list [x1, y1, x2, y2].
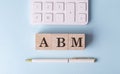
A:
[26, 57, 96, 63]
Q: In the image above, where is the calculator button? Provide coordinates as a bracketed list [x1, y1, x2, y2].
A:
[76, 13, 87, 23]
[44, 13, 53, 22]
[44, 2, 53, 11]
[66, 2, 75, 22]
[77, 2, 87, 12]
[55, 2, 65, 11]
[33, 13, 42, 23]
[55, 13, 64, 22]
[32, 2, 42, 11]
[79, 0, 87, 2]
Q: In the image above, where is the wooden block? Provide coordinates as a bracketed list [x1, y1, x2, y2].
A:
[36, 34, 52, 50]
[68, 34, 85, 50]
[36, 33, 85, 50]
[52, 34, 68, 50]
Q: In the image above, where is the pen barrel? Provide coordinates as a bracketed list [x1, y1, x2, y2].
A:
[32, 59, 68, 63]
[69, 58, 95, 63]
[27, 58, 96, 63]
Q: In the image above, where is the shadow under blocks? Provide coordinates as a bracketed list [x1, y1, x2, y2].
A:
[85, 33, 94, 48]
[89, 0, 92, 22]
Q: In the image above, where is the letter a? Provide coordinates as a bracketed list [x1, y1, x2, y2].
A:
[39, 37, 48, 47]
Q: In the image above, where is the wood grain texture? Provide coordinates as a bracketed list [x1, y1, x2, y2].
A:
[36, 34, 52, 50]
[68, 34, 85, 50]
[52, 34, 68, 50]
[36, 33, 85, 50]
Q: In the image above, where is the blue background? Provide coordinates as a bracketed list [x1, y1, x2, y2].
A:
[0, 0, 120, 74]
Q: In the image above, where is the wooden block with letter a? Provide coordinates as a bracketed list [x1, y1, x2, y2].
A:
[36, 33, 85, 50]
[36, 34, 52, 50]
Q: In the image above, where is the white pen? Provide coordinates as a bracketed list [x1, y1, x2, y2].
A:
[26, 57, 96, 63]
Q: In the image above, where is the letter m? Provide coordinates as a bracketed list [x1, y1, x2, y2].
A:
[71, 37, 82, 47]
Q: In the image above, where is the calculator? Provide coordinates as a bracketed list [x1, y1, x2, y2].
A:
[31, 0, 88, 25]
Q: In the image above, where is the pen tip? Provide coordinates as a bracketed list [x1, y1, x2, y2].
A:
[25, 59, 32, 62]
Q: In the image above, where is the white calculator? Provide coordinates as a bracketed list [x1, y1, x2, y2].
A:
[31, 0, 88, 25]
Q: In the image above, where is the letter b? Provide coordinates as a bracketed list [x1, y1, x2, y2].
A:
[57, 38, 65, 47]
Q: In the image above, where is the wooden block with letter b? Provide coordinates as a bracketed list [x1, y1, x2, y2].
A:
[52, 34, 69, 50]
[36, 33, 85, 50]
